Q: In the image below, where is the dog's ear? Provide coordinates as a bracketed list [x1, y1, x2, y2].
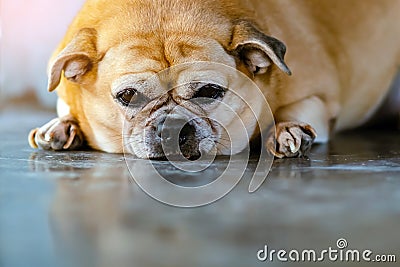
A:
[229, 20, 291, 76]
[47, 28, 97, 92]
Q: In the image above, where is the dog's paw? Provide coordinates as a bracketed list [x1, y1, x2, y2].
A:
[266, 122, 317, 158]
[29, 117, 84, 151]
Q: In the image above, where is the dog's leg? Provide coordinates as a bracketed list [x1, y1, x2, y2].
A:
[29, 115, 84, 151]
[267, 96, 331, 158]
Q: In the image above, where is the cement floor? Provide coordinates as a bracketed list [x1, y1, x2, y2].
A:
[0, 108, 399, 267]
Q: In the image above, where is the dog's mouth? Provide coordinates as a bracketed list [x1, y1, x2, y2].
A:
[126, 117, 218, 160]
[154, 119, 201, 160]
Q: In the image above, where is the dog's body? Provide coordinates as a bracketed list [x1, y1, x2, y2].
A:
[29, 0, 400, 158]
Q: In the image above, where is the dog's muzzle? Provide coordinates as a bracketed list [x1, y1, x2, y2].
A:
[156, 118, 198, 157]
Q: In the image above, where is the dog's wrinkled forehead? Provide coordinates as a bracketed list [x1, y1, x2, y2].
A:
[98, 35, 237, 84]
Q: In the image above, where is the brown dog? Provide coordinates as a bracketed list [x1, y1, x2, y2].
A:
[29, 0, 400, 158]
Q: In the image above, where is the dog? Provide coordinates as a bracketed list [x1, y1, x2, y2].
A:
[29, 0, 400, 159]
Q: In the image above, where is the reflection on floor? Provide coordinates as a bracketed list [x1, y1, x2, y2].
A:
[0, 108, 399, 267]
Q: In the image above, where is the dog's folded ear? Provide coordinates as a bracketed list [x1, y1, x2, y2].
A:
[47, 28, 97, 92]
[229, 20, 291, 76]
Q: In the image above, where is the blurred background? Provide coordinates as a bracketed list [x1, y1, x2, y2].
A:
[0, 0, 85, 109]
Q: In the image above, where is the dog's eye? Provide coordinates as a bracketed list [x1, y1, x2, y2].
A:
[193, 84, 225, 100]
[116, 88, 138, 106]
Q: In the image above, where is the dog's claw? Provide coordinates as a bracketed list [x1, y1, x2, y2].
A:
[29, 117, 84, 151]
[288, 139, 296, 153]
[267, 122, 317, 158]
[28, 129, 39, 149]
[63, 126, 78, 149]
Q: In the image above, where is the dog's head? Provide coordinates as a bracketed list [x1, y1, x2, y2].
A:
[47, 1, 290, 159]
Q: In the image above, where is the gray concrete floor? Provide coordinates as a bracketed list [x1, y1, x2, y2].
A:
[0, 108, 399, 267]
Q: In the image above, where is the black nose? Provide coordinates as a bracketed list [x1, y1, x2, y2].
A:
[157, 119, 196, 146]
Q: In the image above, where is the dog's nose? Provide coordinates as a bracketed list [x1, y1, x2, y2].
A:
[157, 119, 196, 146]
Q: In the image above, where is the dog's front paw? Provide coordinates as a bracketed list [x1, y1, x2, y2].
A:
[266, 122, 317, 158]
[29, 117, 84, 151]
